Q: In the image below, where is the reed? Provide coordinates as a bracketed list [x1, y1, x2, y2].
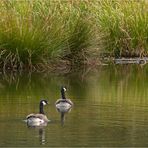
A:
[0, 0, 148, 71]
[0, 0, 98, 71]
[95, 0, 148, 57]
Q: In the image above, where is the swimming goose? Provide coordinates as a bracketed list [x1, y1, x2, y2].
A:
[26, 100, 49, 126]
[55, 86, 73, 111]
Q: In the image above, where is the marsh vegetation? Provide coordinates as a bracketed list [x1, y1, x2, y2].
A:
[0, 0, 148, 71]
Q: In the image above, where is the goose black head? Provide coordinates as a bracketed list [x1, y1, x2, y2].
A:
[61, 86, 67, 99]
[61, 86, 67, 92]
[40, 100, 48, 106]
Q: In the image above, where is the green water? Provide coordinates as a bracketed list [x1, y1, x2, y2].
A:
[1, 65, 148, 147]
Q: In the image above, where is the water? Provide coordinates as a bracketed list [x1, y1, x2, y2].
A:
[1, 65, 148, 147]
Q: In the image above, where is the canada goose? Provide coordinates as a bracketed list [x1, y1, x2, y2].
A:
[55, 86, 73, 111]
[26, 100, 49, 127]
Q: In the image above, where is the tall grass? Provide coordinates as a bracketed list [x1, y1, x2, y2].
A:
[0, 0, 148, 71]
[95, 0, 148, 57]
[0, 0, 99, 71]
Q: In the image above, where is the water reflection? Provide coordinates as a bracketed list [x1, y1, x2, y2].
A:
[27, 126, 46, 145]
[39, 128, 46, 145]
[1, 65, 148, 146]
[56, 107, 72, 126]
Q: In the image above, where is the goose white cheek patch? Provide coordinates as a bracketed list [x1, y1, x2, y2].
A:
[63, 88, 66, 92]
[42, 101, 47, 105]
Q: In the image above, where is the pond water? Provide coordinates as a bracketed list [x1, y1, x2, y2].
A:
[1, 65, 148, 147]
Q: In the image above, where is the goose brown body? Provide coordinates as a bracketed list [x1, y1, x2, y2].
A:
[55, 87, 73, 110]
[26, 100, 49, 126]
[26, 113, 49, 122]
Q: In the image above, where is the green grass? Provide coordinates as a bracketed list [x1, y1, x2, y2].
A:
[95, 0, 148, 57]
[0, 0, 98, 71]
[0, 0, 148, 71]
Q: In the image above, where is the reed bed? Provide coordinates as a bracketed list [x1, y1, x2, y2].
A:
[0, 0, 148, 71]
[94, 0, 148, 57]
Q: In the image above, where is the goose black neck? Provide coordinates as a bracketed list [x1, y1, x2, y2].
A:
[61, 89, 66, 99]
[39, 103, 44, 114]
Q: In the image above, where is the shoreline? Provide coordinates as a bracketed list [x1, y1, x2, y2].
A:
[0, 56, 147, 74]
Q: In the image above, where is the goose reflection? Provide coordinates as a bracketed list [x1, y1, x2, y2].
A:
[39, 128, 46, 145]
[27, 126, 46, 145]
[56, 107, 72, 126]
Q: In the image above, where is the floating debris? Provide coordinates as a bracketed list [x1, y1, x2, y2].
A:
[114, 58, 147, 65]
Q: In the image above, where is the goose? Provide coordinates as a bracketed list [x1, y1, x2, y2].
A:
[26, 99, 49, 126]
[55, 86, 73, 111]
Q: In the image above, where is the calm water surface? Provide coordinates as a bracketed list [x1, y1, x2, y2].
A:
[1, 65, 148, 147]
